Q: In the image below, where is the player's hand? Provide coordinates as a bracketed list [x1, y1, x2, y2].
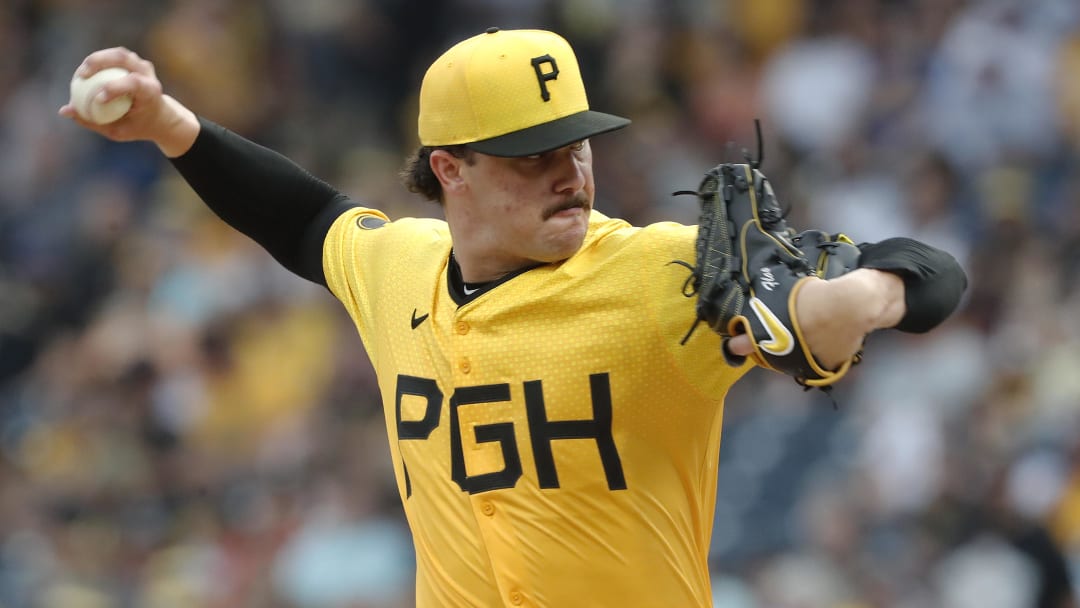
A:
[58, 47, 200, 157]
[722, 270, 903, 370]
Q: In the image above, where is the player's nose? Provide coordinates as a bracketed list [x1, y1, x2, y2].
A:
[552, 148, 587, 195]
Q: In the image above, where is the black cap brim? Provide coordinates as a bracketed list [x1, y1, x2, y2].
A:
[466, 110, 631, 157]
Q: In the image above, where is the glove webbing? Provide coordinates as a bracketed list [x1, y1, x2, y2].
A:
[670, 183, 739, 345]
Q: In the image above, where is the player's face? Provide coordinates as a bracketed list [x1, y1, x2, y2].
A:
[462, 140, 595, 266]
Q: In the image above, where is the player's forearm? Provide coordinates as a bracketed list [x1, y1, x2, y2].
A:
[797, 269, 905, 370]
[169, 116, 354, 284]
[797, 236, 967, 370]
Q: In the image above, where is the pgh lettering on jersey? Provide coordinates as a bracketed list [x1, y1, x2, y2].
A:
[323, 209, 750, 608]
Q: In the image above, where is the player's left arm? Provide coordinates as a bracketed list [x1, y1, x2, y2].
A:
[728, 237, 967, 370]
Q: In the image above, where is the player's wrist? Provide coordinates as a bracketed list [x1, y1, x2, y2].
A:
[857, 237, 967, 333]
[154, 96, 200, 158]
[857, 268, 907, 330]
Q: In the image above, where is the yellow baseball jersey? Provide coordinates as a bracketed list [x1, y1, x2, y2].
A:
[323, 208, 751, 607]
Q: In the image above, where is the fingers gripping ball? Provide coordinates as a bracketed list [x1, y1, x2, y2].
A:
[70, 67, 133, 125]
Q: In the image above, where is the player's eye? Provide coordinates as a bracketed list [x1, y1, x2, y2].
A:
[520, 141, 586, 163]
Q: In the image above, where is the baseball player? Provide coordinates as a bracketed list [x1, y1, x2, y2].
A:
[61, 28, 966, 607]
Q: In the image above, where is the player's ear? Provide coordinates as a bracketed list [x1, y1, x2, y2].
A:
[429, 149, 467, 195]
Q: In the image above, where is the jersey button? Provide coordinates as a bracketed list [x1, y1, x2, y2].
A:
[509, 590, 524, 605]
[459, 358, 471, 374]
[481, 501, 495, 516]
[455, 321, 470, 335]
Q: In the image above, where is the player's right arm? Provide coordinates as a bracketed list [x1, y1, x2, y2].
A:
[58, 47, 357, 286]
[58, 47, 200, 157]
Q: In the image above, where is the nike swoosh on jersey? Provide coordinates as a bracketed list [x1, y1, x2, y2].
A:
[411, 309, 429, 330]
[748, 297, 794, 356]
[462, 285, 479, 295]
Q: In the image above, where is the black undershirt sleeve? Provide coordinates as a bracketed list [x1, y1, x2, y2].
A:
[168, 116, 360, 286]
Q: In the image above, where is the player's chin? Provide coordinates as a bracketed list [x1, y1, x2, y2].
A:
[539, 220, 589, 261]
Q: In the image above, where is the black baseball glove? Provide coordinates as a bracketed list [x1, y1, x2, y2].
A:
[792, 229, 861, 280]
[674, 165, 861, 387]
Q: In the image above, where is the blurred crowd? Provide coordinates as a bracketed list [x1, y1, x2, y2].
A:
[1, 0, 1079, 606]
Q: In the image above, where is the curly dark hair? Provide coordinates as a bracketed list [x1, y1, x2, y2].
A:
[399, 145, 475, 204]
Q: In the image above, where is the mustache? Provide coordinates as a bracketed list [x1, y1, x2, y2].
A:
[542, 192, 590, 220]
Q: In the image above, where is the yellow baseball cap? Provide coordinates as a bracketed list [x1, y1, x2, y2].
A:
[418, 28, 630, 157]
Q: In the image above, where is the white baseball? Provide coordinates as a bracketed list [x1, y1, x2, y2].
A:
[70, 67, 134, 125]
